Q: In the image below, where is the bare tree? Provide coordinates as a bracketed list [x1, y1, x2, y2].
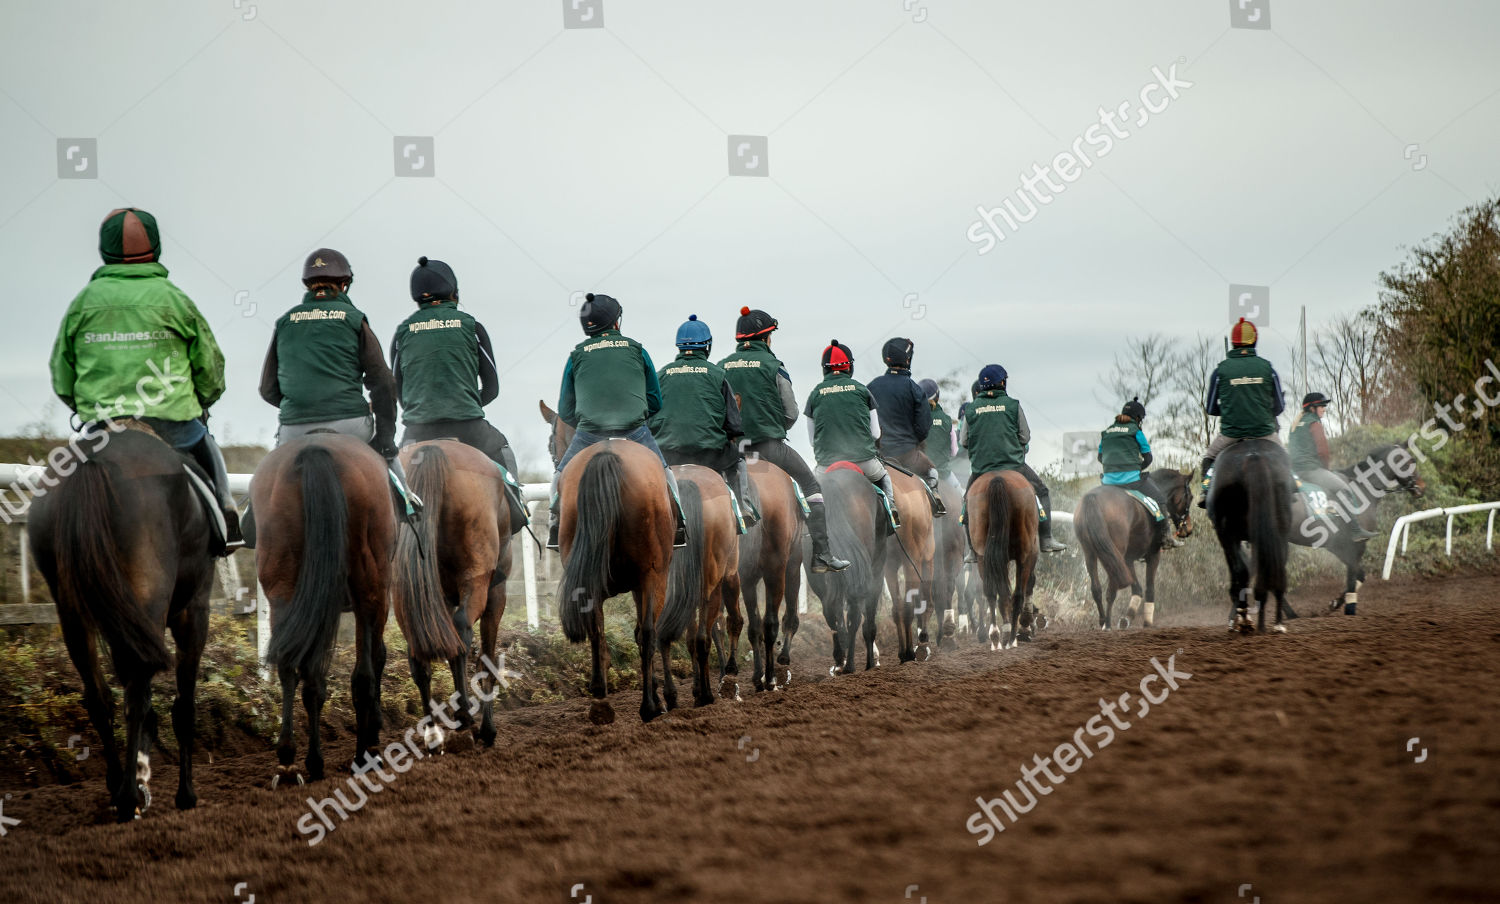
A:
[1095, 334, 1177, 410]
[1159, 332, 1220, 461]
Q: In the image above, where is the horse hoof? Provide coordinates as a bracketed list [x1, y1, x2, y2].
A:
[1118, 616, 1131, 630]
[1272, 624, 1287, 634]
[775, 665, 792, 688]
[271, 765, 306, 790]
[918, 644, 933, 662]
[1327, 598, 1343, 613]
[447, 732, 477, 753]
[1035, 614, 1049, 631]
[588, 700, 616, 725]
[829, 665, 842, 677]
[718, 677, 742, 701]
[137, 783, 152, 813]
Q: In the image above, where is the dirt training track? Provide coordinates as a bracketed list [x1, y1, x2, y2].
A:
[2, 571, 1498, 904]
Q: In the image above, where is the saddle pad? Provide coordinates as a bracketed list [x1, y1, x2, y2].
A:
[789, 477, 811, 517]
[1036, 495, 1048, 522]
[823, 460, 865, 476]
[1124, 488, 1164, 522]
[1296, 481, 1335, 516]
[182, 465, 227, 542]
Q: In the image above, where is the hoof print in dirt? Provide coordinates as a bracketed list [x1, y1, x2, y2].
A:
[588, 700, 616, 725]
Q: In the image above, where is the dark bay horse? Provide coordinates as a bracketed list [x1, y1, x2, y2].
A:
[557, 440, 686, 724]
[1074, 470, 1196, 629]
[252, 434, 396, 782]
[719, 458, 805, 697]
[664, 465, 739, 708]
[966, 470, 1039, 649]
[29, 425, 215, 822]
[930, 479, 965, 650]
[1207, 439, 1293, 634]
[809, 465, 892, 675]
[393, 441, 515, 748]
[882, 468, 936, 662]
[1291, 444, 1427, 612]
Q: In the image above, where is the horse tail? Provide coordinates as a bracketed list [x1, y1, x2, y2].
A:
[822, 473, 877, 605]
[265, 446, 350, 673]
[659, 479, 703, 644]
[1245, 451, 1288, 594]
[981, 475, 1013, 603]
[560, 449, 624, 643]
[54, 459, 172, 672]
[1078, 491, 1132, 589]
[393, 446, 464, 662]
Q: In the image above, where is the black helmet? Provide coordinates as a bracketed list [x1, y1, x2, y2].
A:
[579, 293, 622, 336]
[410, 256, 458, 303]
[1122, 396, 1146, 422]
[303, 248, 353, 288]
[882, 337, 914, 369]
[735, 306, 778, 341]
[1302, 392, 1330, 409]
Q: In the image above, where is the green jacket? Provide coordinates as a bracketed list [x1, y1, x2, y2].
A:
[719, 340, 794, 443]
[1288, 408, 1329, 473]
[1099, 416, 1146, 475]
[557, 329, 661, 433]
[649, 350, 741, 455]
[50, 262, 224, 422]
[265, 292, 373, 425]
[1207, 348, 1283, 439]
[926, 404, 955, 474]
[391, 302, 493, 425]
[963, 389, 1027, 474]
[804, 372, 878, 467]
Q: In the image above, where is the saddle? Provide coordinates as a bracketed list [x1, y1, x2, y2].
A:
[827, 461, 899, 531]
[105, 419, 232, 549]
[1291, 476, 1335, 516]
[879, 455, 948, 517]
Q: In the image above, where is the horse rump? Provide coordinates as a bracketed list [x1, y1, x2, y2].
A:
[264, 445, 350, 673]
[980, 475, 1013, 605]
[394, 443, 464, 662]
[560, 448, 625, 642]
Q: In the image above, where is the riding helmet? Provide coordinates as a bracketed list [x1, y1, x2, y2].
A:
[99, 208, 161, 264]
[1230, 317, 1258, 347]
[1122, 396, 1146, 422]
[821, 339, 853, 374]
[1302, 392, 1330, 409]
[918, 378, 940, 401]
[303, 248, 354, 287]
[410, 256, 458, 302]
[580, 293, 622, 335]
[735, 306, 778, 341]
[675, 314, 712, 352]
[978, 364, 1007, 390]
[882, 337, 914, 369]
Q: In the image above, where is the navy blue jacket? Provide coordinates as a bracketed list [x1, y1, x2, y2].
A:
[867, 368, 930, 457]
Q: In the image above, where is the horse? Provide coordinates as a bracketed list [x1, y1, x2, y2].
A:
[718, 458, 805, 697]
[540, 399, 575, 470]
[1074, 470, 1196, 630]
[392, 440, 515, 749]
[28, 425, 216, 822]
[808, 465, 892, 675]
[557, 439, 687, 724]
[251, 434, 396, 783]
[663, 465, 739, 708]
[881, 468, 937, 662]
[1289, 443, 1428, 612]
[1206, 439, 1293, 634]
[966, 470, 1040, 649]
[929, 479, 965, 650]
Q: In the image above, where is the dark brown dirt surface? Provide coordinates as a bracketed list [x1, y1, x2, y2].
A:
[2, 570, 1498, 904]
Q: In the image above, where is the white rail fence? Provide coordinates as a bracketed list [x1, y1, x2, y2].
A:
[1381, 501, 1500, 580]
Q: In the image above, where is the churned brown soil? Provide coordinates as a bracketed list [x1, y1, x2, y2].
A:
[1, 570, 1498, 904]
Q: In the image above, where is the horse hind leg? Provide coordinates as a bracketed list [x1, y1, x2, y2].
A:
[300, 665, 328, 781]
[58, 615, 124, 801]
[117, 673, 153, 822]
[169, 606, 208, 810]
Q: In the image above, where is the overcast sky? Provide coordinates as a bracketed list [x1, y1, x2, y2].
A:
[1, 0, 1495, 475]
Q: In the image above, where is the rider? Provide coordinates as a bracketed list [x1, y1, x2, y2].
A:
[1287, 392, 1378, 540]
[1097, 397, 1182, 549]
[959, 364, 1068, 559]
[1197, 318, 1286, 508]
[257, 248, 413, 542]
[391, 257, 521, 481]
[804, 340, 900, 527]
[867, 338, 945, 515]
[919, 378, 961, 491]
[648, 315, 759, 529]
[547, 292, 687, 549]
[49, 207, 240, 554]
[719, 307, 849, 574]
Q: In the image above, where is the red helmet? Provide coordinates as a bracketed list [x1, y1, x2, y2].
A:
[821, 339, 853, 374]
[1231, 317, 1258, 347]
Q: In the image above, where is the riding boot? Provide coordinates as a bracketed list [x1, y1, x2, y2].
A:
[806, 501, 851, 573]
[1036, 490, 1066, 553]
[192, 433, 242, 554]
[877, 473, 902, 530]
[546, 472, 561, 550]
[926, 468, 948, 516]
[960, 497, 978, 563]
[500, 443, 521, 486]
[665, 467, 688, 548]
[734, 459, 761, 528]
[1197, 457, 1214, 509]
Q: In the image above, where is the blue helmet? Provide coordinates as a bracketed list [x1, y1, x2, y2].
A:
[978, 364, 1008, 390]
[675, 314, 712, 351]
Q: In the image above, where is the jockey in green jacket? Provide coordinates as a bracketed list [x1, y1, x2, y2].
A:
[1197, 318, 1286, 508]
[1097, 397, 1181, 549]
[919, 378, 961, 491]
[48, 207, 240, 554]
[804, 340, 901, 527]
[547, 293, 687, 549]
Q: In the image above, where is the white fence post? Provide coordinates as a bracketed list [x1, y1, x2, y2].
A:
[1382, 502, 1500, 579]
[521, 505, 539, 630]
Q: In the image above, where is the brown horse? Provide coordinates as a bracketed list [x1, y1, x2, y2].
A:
[29, 425, 216, 822]
[1074, 470, 1196, 630]
[664, 465, 740, 708]
[966, 470, 1039, 649]
[809, 465, 892, 674]
[392, 441, 515, 749]
[252, 434, 396, 782]
[930, 479, 965, 649]
[882, 468, 936, 662]
[719, 458, 805, 697]
[557, 439, 686, 723]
